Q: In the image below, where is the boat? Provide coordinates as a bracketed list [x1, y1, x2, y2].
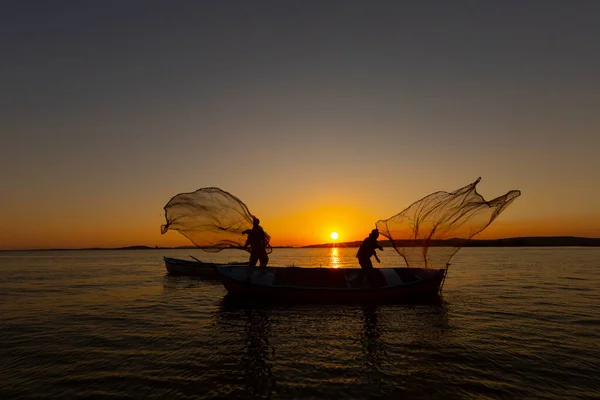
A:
[163, 257, 247, 278]
[216, 266, 446, 302]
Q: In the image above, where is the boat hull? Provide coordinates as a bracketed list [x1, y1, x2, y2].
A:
[218, 266, 445, 303]
[163, 257, 246, 278]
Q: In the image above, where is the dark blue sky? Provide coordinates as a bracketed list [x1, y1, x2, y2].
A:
[2, 1, 599, 248]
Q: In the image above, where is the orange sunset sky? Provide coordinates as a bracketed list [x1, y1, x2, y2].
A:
[1, 2, 599, 250]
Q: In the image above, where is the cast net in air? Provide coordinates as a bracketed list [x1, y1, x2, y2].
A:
[160, 187, 272, 253]
[376, 178, 521, 269]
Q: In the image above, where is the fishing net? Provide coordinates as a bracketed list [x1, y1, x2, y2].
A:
[376, 178, 521, 268]
[161, 187, 272, 253]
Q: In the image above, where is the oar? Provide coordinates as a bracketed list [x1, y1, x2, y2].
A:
[189, 255, 202, 263]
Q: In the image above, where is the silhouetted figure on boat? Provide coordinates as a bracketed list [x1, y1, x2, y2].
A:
[353, 229, 383, 287]
[357, 229, 383, 268]
[242, 217, 269, 269]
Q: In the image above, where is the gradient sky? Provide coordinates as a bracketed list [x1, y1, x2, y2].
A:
[1, 1, 599, 249]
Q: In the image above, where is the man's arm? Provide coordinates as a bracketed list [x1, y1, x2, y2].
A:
[374, 240, 382, 262]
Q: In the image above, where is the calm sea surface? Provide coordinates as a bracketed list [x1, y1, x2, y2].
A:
[1, 247, 599, 399]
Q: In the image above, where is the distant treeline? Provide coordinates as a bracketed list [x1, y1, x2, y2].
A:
[303, 236, 600, 248]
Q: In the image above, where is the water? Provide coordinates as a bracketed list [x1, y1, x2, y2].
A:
[1, 247, 599, 399]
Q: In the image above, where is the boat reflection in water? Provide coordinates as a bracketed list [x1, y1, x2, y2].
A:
[215, 295, 277, 399]
[360, 304, 387, 380]
[212, 293, 448, 398]
[239, 307, 276, 397]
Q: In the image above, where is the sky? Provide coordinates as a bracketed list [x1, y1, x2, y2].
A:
[1, 0, 599, 250]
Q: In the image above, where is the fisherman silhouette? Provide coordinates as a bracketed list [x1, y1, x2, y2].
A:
[242, 217, 269, 269]
[352, 228, 384, 287]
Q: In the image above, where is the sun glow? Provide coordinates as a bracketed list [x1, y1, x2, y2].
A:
[330, 232, 339, 240]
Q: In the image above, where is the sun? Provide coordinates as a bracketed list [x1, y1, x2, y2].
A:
[330, 232, 339, 241]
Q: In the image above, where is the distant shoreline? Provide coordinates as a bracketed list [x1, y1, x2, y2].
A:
[2, 236, 600, 251]
[302, 236, 600, 248]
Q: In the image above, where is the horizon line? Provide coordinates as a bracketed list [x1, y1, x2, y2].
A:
[2, 235, 600, 252]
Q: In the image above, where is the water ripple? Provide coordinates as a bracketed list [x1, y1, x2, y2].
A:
[1, 248, 599, 399]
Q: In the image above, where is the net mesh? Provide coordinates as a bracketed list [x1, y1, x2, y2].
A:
[376, 178, 521, 268]
[161, 187, 272, 253]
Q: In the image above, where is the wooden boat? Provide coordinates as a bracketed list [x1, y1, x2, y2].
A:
[163, 257, 247, 278]
[217, 266, 446, 302]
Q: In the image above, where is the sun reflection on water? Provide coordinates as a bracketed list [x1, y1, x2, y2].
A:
[331, 248, 340, 268]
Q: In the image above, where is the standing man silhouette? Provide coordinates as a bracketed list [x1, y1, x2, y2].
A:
[353, 228, 384, 286]
[242, 217, 269, 269]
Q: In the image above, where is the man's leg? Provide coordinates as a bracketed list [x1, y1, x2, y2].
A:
[249, 252, 259, 268]
[246, 252, 259, 280]
[356, 257, 373, 285]
[258, 252, 269, 268]
[355, 257, 373, 287]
